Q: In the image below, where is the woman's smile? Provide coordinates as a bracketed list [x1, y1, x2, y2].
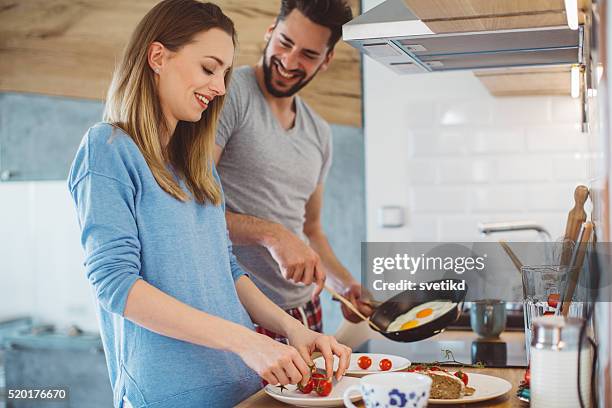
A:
[194, 92, 211, 109]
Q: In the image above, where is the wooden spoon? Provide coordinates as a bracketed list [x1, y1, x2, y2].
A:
[325, 285, 384, 332]
[561, 221, 593, 317]
[499, 240, 523, 274]
[560, 186, 589, 266]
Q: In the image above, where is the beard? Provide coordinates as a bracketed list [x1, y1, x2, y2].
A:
[262, 40, 322, 98]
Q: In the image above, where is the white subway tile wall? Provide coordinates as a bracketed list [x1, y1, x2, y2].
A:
[364, 58, 590, 243]
[411, 186, 470, 213]
[471, 127, 526, 154]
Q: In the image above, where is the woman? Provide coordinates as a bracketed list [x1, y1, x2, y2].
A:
[67, 1, 351, 407]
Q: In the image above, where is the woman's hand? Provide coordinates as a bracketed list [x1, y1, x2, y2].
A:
[235, 331, 311, 387]
[286, 324, 352, 381]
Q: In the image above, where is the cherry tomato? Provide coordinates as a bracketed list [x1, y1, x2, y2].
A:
[429, 366, 444, 372]
[357, 356, 372, 370]
[379, 358, 392, 371]
[297, 378, 314, 394]
[315, 378, 333, 397]
[311, 372, 326, 388]
[454, 370, 469, 386]
[548, 293, 560, 308]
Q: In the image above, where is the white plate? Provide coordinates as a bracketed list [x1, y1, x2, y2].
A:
[429, 373, 512, 404]
[314, 353, 411, 377]
[264, 376, 361, 407]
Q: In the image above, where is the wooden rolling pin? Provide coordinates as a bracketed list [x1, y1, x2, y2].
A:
[559, 185, 589, 266]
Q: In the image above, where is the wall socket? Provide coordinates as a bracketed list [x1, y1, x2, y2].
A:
[378, 206, 405, 228]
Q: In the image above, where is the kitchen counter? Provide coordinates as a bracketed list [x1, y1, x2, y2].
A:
[236, 366, 525, 407]
[236, 330, 527, 407]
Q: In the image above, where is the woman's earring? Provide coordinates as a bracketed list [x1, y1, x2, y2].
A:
[154, 68, 160, 74]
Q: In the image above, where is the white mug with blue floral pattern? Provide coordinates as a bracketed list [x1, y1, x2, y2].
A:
[343, 372, 432, 408]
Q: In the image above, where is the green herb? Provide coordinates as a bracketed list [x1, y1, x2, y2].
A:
[413, 349, 486, 369]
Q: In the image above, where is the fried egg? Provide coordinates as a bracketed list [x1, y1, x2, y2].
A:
[386, 300, 457, 332]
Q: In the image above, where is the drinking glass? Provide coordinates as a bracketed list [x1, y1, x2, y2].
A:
[521, 265, 590, 361]
[521, 265, 566, 361]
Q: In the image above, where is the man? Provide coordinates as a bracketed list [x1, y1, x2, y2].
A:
[214, 0, 371, 342]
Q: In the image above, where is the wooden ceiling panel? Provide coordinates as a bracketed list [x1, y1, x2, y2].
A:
[403, 0, 591, 33]
[403, 0, 565, 20]
[475, 66, 571, 96]
[423, 12, 568, 32]
[0, 0, 362, 127]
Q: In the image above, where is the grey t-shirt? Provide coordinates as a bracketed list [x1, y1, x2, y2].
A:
[216, 66, 332, 309]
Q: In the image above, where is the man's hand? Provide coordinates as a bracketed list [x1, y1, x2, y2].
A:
[340, 282, 375, 323]
[265, 226, 326, 297]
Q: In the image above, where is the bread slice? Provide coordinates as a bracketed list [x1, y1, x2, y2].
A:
[408, 366, 476, 399]
[427, 370, 465, 399]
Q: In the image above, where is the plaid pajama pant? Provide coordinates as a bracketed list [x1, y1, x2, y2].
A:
[255, 296, 323, 344]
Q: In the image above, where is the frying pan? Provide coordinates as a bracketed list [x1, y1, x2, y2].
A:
[329, 278, 467, 342]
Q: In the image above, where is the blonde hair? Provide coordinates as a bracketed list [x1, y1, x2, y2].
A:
[103, 0, 236, 205]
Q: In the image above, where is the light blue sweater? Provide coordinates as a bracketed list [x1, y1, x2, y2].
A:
[68, 123, 260, 408]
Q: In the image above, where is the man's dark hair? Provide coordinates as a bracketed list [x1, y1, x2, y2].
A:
[277, 0, 353, 50]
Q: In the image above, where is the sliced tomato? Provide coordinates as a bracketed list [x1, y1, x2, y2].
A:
[454, 370, 469, 386]
[379, 358, 392, 371]
[407, 364, 424, 372]
[357, 356, 372, 370]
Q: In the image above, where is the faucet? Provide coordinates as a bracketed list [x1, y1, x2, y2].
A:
[477, 220, 553, 313]
[478, 221, 552, 242]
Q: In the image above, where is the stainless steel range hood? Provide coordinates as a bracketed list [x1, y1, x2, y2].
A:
[343, 0, 583, 75]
